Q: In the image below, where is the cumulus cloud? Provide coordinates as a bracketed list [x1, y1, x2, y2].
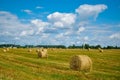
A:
[0, 11, 18, 27]
[1, 4, 116, 46]
[76, 4, 107, 20]
[47, 12, 76, 28]
[0, 11, 35, 44]
[76, 21, 88, 34]
[53, 22, 64, 27]
[109, 33, 120, 39]
[55, 33, 64, 38]
[0, 11, 32, 36]
[31, 19, 50, 34]
[77, 27, 85, 33]
[31, 19, 49, 27]
[20, 30, 34, 36]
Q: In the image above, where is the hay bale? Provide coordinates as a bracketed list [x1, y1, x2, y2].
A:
[70, 55, 92, 72]
[3, 49, 6, 52]
[28, 49, 32, 52]
[98, 48, 101, 50]
[98, 48, 103, 52]
[43, 49, 47, 53]
[37, 49, 48, 58]
[6, 48, 9, 51]
[88, 48, 90, 51]
[36, 49, 40, 52]
[99, 49, 103, 52]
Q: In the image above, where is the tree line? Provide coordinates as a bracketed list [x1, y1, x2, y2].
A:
[0, 44, 120, 49]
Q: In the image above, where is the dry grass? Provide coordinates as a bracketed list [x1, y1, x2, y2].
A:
[0, 48, 120, 80]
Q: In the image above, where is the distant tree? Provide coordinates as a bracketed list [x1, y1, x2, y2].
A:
[95, 45, 101, 49]
[0, 44, 120, 49]
[68, 44, 75, 49]
[72, 44, 75, 48]
[106, 46, 119, 49]
[35, 45, 66, 49]
[84, 44, 89, 49]
[106, 46, 113, 49]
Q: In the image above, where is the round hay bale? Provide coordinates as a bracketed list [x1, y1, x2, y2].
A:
[3, 49, 6, 52]
[28, 49, 32, 52]
[43, 49, 47, 53]
[88, 48, 90, 51]
[70, 55, 92, 72]
[99, 49, 103, 52]
[98, 48, 101, 50]
[37, 49, 48, 58]
[36, 49, 40, 52]
[6, 48, 9, 51]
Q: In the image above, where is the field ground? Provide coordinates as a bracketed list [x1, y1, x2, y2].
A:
[0, 48, 120, 80]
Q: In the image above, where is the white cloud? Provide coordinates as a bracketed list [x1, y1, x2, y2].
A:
[20, 30, 34, 36]
[84, 36, 89, 41]
[14, 37, 20, 40]
[47, 12, 76, 27]
[31, 19, 49, 27]
[78, 27, 85, 33]
[109, 33, 120, 39]
[0, 31, 12, 36]
[31, 19, 50, 34]
[1, 4, 119, 47]
[0, 11, 32, 37]
[0, 11, 37, 45]
[22, 9, 32, 14]
[20, 31, 27, 36]
[53, 22, 64, 27]
[76, 4, 107, 20]
[36, 6, 43, 9]
[55, 33, 64, 38]
[64, 30, 73, 36]
[0, 11, 18, 26]
[41, 33, 49, 38]
[76, 21, 88, 34]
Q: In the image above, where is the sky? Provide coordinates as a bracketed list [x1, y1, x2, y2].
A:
[0, 0, 120, 46]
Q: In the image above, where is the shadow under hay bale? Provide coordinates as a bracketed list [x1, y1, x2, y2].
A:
[28, 49, 32, 52]
[70, 55, 92, 72]
[99, 49, 103, 52]
[98, 48, 103, 53]
[36, 49, 40, 52]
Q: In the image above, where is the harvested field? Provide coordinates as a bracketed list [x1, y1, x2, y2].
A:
[0, 48, 120, 80]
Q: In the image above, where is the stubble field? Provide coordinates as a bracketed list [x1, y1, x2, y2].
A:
[0, 48, 120, 80]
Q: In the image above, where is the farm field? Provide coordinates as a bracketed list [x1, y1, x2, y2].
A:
[0, 48, 120, 80]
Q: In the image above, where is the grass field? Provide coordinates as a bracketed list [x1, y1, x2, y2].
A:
[0, 48, 120, 80]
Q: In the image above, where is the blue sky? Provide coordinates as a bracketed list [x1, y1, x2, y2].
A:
[0, 0, 120, 46]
